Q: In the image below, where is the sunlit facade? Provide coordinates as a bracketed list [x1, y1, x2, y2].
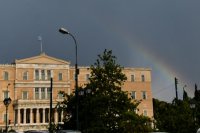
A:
[0, 53, 153, 132]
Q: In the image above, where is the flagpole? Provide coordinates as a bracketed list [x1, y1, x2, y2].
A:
[38, 36, 43, 53]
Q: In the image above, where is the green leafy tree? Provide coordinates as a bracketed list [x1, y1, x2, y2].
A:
[153, 98, 196, 133]
[58, 49, 152, 133]
[193, 84, 200, 128]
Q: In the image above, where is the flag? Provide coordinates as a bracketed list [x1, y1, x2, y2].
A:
[38, 36, 42, 41]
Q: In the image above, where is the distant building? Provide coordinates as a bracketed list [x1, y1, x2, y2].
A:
[0, 53, 153, 132]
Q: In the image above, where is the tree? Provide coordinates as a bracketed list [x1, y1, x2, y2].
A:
[193, 84, 200, 128]
[194, 84, 200, 101]
[58, 49, 152, 133]
[183, 89, 189, 101]
[153, 98, 196, 133]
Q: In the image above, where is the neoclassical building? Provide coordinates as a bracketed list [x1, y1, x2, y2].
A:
[0, 53, 153, 132]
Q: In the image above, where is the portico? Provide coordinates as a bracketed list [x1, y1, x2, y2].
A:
[11, 99, 63, 131]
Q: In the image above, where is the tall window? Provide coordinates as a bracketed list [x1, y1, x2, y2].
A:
[142, 91, 147, 100]
[143, 110, 148, 116]
[47, 88, 50, 99]
[58, 73, 63, 81]
[35, 70, 39, 80]
[23, 71, 28, 80]
[4, 71, 9, 80]
[41, 88, 45, 99]
[47, 70, 51, 80]
[86, 74, 90, 81]
[131, 91, 136, 99]
[141, 75, 145, 82]
[3, 91, 9, 99]
[131, 75, 135, 82]
[35, 88, 39, 99]
[41, 70, 45, 80]
[22, 91, 28, 100]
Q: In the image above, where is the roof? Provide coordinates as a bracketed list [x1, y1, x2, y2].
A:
[15, 53, 70, 65]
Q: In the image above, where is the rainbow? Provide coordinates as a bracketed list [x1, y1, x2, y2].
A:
[92, 16, 194, 101]
[120, 29, 195, 101]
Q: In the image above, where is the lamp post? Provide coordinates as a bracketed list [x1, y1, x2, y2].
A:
[3, 83, 11, 133]
[49, 77, 53, 133]
[79, 89, 91, 133]
[59, 28, 79, 130]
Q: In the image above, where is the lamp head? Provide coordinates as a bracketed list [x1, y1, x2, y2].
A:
[59, 28, 69, 34]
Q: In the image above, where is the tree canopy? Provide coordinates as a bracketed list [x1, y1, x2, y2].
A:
[153, 86, 200, 133]
[57, 49, 152, 133]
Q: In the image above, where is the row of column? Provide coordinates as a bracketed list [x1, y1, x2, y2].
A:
[15, 108, 63, 125]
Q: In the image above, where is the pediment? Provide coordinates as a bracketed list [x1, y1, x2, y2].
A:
[15, 53, 70, 65]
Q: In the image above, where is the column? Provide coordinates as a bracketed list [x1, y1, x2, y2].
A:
[48, 108, 50, 123]
[36, 108, 39, 123]
[43, 108, 45, 123]
[55, 110, 58, 123]
[14, 110, 17, 125]
[24, 109, 26, 124]
[30, 109, 33, 124]
[39, 70, 41, 80]
[17, 109, 20, 125]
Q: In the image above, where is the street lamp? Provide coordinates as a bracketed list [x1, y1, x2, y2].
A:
[3, 83, 11, 133]
[59, 27, 79, 130]
[79, 89, 91, 133]
[49, 77, 53, 133]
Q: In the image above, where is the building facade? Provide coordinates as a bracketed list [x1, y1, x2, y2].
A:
[0, 53, 153, 132]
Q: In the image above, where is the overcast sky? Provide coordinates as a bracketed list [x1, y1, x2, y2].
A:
[0, 0, 200, 102]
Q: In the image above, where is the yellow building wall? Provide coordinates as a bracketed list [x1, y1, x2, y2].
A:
[0, 55, 154, 128]
[0, 65, 15, 125]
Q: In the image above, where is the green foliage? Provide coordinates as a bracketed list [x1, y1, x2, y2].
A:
[193, 85, 200, 128]
[57, 49, 152, 133]
[153, 84, 200, 133]
[153, 98, 197, 133]
[48, 122, 57, 133]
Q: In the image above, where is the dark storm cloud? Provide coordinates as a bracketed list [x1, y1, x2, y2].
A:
[0, 0, 200, 101]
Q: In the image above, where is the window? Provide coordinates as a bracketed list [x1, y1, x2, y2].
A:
[141, 75, 145, 82]
[142, 91, 147, 99]
[57, 91, 63, 99]
[41, 70, 45, 80]
[35, 70, 39, 80]
[131, 75, 135, 82]
[35, 88, 39, 99]
[143, 110, 148, 116]
[134, 108, 138, 114]
[23, 71, 28, 80]
[58, 73, 63, 81]
[4, 71, 9, 80]
[47, 70, 51, 80]
[41, 88, 45, 99]
[3, 91, 9, 99]
[86, 74, 90, 81]
[47, 88, 50, 99]
[131, 91, 136, 99]
[22, 91, 28, 100]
